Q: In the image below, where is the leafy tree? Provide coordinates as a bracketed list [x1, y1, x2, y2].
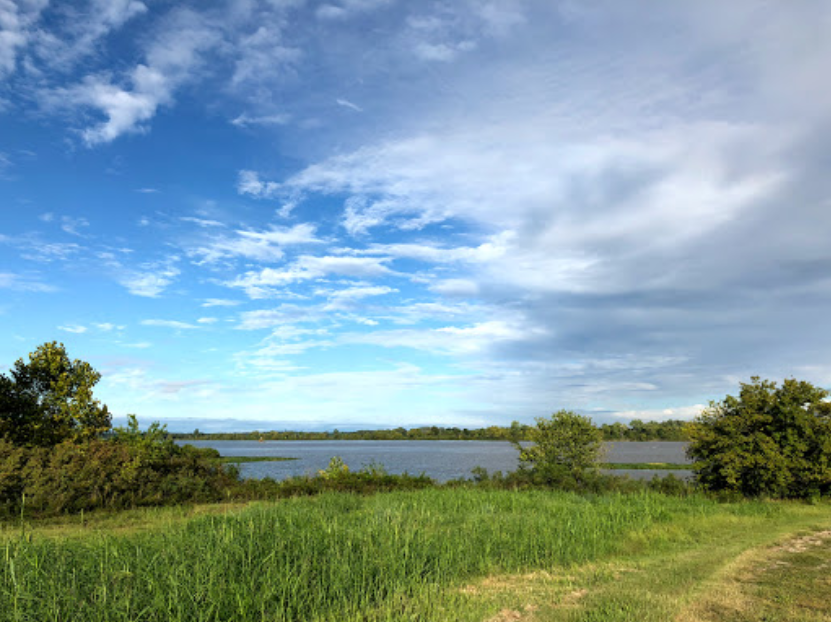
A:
[687, 377, 831, 499]
[515, 410, 603, 484]
[0, 342, 111, 446]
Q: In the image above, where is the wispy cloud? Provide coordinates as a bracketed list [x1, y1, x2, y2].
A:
[237, 170, 281, 199]
[58, 324, 88, 334]
[0, 0, 48, 79]
[141, 319, 199, 330]
[117, 265, 180, 297]
[0, 272, 55, 292]
[202, 298, 242, 308]
[180, 216, 226, 228]
[188, 223, 322, 265]
[335, 98, 362, 112]
[231, 113, 291, 127]
[229, 255, 395, 298]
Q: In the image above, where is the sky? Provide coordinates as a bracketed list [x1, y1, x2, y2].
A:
[1, 0, 830, 432]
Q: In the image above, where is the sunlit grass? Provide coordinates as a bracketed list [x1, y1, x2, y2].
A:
[1, 490, 828, 621]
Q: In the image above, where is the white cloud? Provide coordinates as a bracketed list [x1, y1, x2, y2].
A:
[230, 24, 301, 88]
[0, 0, 48, 78]
[0, 272, 55, 292]
[188, 223, 321, 264]
[413, 41, 475, 63]
[319, 284, 396, 310]
[60, 215, 90, 236]
[362, 235, 511, 264]
[237, 304, 320, 330]
[316, 0, 392, 21]
[607, 405, 706, 422]
[58, 324, 88, 334]
[122, 341, 151, 349]
[335, 98, 362, 112]
[141, 319, 199, 330]
[197, 317, 218, 324]
[118, 266, 179, 297]
[344, 320, 543, 356]
[237, 169, 281, 198]
[180, 216, 226, 228]
[229, 255, 395, 297]
[202, 298, 242, 307]
[30, 0, 147, 73]
[231, 112, 291, 127]
[94, 322, 123, 331]
[49, 8, 221, 146]
[429, 279, 479, 297]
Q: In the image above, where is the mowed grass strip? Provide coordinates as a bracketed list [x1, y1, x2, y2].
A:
[459, 502, 831, 622]
[675, 526, 831, 622]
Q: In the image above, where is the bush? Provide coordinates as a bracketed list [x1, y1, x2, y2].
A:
[515, 410, 603, 486]
[687, 377, 831, 499]
[0, 436, 239, 519]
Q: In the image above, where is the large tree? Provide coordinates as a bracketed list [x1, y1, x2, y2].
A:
[687, 377, 831, 499]
[0, 342, 111, 446]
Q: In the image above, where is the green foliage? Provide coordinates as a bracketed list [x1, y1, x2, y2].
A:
[0, 342, 111, 446]
[687, 377, 831, 499]
[0, 422, 237, 518]
[515, 410, 603, 485]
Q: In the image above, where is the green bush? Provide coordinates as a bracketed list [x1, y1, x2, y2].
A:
[0, 436, 239, 518]
[687, 377, 831, 499]
[514, 410, 603, 485]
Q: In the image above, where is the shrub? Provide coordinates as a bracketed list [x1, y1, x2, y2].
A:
[687, 377, 831, 499]
[514, 410, 603, 486]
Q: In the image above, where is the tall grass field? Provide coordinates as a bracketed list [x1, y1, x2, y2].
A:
[0, 489, 826, 621]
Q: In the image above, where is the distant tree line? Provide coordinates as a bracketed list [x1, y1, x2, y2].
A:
[174, 418, 691, 443]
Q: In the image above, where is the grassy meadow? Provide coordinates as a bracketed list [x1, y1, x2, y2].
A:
[2, 489, 829, 621]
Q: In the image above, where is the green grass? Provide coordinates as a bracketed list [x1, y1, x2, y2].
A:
[602, 462, 691, 470]
[1, 490, 828, 621]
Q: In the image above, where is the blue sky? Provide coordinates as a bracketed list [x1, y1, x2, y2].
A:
[2, 1, 830, 432]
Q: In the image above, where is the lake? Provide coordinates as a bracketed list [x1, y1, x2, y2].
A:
[181, 440, 692, 482]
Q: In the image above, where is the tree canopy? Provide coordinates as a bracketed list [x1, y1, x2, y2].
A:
[0, 341, 111, 446]
[687, 377, 831, 499]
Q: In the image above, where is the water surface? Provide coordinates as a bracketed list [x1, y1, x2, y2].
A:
[182, 440, 692, 482]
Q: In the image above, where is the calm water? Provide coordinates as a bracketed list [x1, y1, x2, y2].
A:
[182, 440, 692, 482]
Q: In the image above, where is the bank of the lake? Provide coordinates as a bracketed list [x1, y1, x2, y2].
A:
[181, 439, 693, 481]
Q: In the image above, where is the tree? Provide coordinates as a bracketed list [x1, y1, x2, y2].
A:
[515, 410, 603, 484]
[687, 377, 831, 499]
[0, 342, 111, 446]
